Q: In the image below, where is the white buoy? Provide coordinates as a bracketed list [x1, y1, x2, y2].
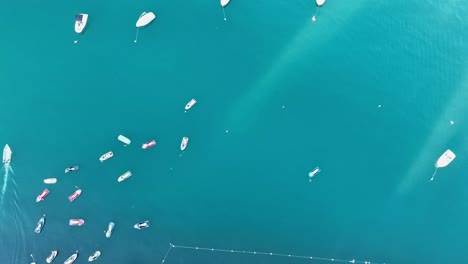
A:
[430, 149, 456, 181]
[74, 40, 78, 44]
[134, 28, 139, 43]
[221, 0, 231, 21]
[450, 120, 454, 125]
[312, 0, 326, 22]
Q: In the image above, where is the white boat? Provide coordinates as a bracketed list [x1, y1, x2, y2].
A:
[64, 251, 78, 264]
[75, 14, 88, 34]
[180, 137, 189, 151]
[221, 0, 230, 7]
[3, 144, 12, 164]
[44, 178, 57, 184]
[99, 151, 114, 162]
[35, 215, 46, 234]
[142, 140, 156, 149]
[118, 171, 132, 182]
[65, 166, 79, 173]
[316, 0, 326, 7]
[69, 219, 85, 226]
[88, 251, 101, 262]
[431, 149, 456, 181]
[136, 12, 156, 27]
[134, 220, 150, 229]
[308, 167, 321, 182]
[105, 222, 115, 238]
[185, 99, 197, 110]
[118, 135, 131, 146]
[46, 251, 58, 264]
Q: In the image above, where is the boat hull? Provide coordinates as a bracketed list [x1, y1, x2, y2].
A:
[69, 219, 85, 226]
[75, 14, 88, 34]
[316, 0, 326, 7]
[68, 189, 82, 202]
[180, 137, 189, 151]
[46, 251, 58, 264]
[64, 252, 78, 264]
[35, 216, 46, 233]
[44, 178, 57, 184]
[99, 151, 114, 162]
[142, 140, 156, 149]
[185, 99, 197, 110]
[2, 144, 12, 164]
[118, 171, 132, 182]
[136, 12, 156, 27]
[36, 189, 50, 202]
[118, 135, 131, 145]
[88, 251, 101, 262]
[105, 222, 115, 238]
[134, 221, 150, 229]
[221, 0, 230, 7]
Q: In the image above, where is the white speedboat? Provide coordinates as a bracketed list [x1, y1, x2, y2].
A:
[221, 0, 230, 7]
[44, 178, 57, 184]
[308, 167, 321, 182]
[134, 220, 150, 229]
[316, 0, 326, 7]
[64, 251, 79, 264]
[185, 99, 197, 110]
[180, 137, 189, 151]
[136, 12, 156, 27]
[99, 151, 113, 162]
[46, 251, 58, 263]
[35, 215, 46, 234]
[75, 14, 88, 34]
[118, 135, 131, 145]
[431, 149, 456, 181]
[118, 171, 132, 182]
[88, 251, 101, 262]
[105, 222, 115, 238]
[3, 144, 12, 164]
[65, 166, 79, 173]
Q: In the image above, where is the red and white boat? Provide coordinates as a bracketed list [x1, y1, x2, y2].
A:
[36, 188, 50, 202]
[142, 140, 156, 149]
[69, 219, 85, 226]
[68, 188, 82, 202]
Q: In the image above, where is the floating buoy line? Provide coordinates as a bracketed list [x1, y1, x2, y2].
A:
[161, 243, 385, 264]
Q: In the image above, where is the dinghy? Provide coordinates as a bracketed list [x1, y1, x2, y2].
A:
[118, 135, 131, 146]
[136, 12, 156, 27]
[44, 178, 57, 184]
[430, 149, 456, 181]
[185, 99, 197, 111]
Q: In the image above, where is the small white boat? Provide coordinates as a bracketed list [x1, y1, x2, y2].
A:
[46, 251, 58, 264]
[75, 14, 88, 34]
[308, 167, 321, 182]
[136, 12, 156, 27]
[69, 219, 85, 226]
[65, 166, 79, 173]
[35, 215, 46, 234]
[3, 144, 12, 164]
[105, 222, 115, 238]
[134, 220, 150, 229]
[44, 178, 57, 184]
[180, 137, 189, 151]
[431, 149, 456, 181]
[221, 0, 230, 7]
[316, 0, 326, 7]
[118, 171, 132, 182]
[64, 251, 79, 264]
[118, 135, 131, 146]
[88, 251, 101, 262]
[185, 99, 197, 111]
[99, 151, 114, 162]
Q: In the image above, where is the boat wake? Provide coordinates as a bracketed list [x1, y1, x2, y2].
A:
[1, 164, 14, 202]
[0, 170, 27, 264]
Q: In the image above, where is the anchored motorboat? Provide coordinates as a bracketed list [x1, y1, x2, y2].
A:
[34, 215, 46, 234]
[180, 137, 189, 151]
[308, 167, 321, 182]
[99, 151, 113, 162]
[185, 99, 197, 111]
[3, 144, 11, 164]
[88, 251, 101, 262]
[68, 187, 82, 202]
[75, 14, 88, 34]
[142, 140, 156, 149]
[118, 171, 132, 182]
[44, 178, 57, 184]
[36, 189, 50, 202]
[105, 222, 115, 238]
[134, 220, 150, 229]
[46, 250, 58, 264]
[118, 135, 131, 146]
[64, 251, 79, 264]
[136, 12, 156, 27]
[69, 219, 85, 226]
[431, 149, 456, 181]
[65, 166, 79, 173]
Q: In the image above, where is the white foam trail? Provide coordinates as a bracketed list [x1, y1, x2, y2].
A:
[1, 164, 11, 202]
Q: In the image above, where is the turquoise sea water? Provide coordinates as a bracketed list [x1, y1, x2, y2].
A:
[0, 0, 467, 263]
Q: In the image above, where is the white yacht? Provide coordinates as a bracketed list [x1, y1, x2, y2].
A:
[118, 135, 131, 145]
[316, 0, 326, 7]
[3, 144, 12, 164]
[44, 178, 57, 184]
[134, 220, 150, 229]
[64, 251, 79, 264]
[75, 14, 88, 34]
[105, 222, 115, 238]
[46, 251, 58, 263]
[221, 0, 230, 7]
[88, 251, 101, 262]
[99, 151, 114, 162]
[136, 12, 156, 27]
[118, 171, 132, 182]
[185, 99, 197, 110]
[180, 137, 189, 151]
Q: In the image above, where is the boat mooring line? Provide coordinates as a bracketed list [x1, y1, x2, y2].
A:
[161, 243, 386, 264]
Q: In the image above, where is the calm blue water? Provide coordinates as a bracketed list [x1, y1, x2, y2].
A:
[0, 0, 467, 263]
